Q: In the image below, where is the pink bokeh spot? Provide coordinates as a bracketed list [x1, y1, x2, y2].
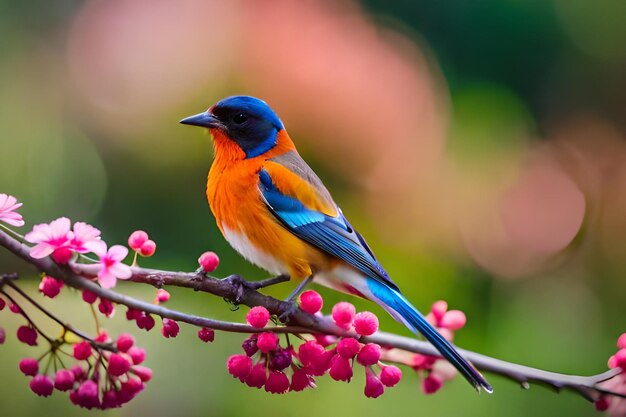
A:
[0, 194, 25, 227]
[501, 159, 585, 254]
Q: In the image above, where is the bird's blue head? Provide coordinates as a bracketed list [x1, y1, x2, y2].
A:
[180, 96, 284, 158]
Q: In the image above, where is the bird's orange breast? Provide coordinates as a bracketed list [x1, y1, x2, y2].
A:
[206, 130, 328, 279]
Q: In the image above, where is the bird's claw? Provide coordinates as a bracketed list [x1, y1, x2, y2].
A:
[278, 300, 299, 324]
[221, 275, 251, 304]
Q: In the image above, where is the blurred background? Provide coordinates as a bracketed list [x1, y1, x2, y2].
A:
[0, 0, 625, 416]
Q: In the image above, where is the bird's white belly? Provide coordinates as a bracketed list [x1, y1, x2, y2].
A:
[222, 225, 288, 275]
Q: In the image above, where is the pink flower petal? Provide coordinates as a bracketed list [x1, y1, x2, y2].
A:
[440, 310, 467, 331]
[90, 240, 108, 257]
[98, 269, 117, 289]
[50, 217, 71, 236]
[108, 245, 129, 262]
[29, 244, 55, 259]
[110, 263, 132, 279]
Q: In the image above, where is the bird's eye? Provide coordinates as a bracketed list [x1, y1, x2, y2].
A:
[233, 113, 248, 124]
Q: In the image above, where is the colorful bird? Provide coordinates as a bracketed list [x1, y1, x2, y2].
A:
[180, 96, 492, 393]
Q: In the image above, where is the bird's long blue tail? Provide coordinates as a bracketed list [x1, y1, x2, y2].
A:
[367, 278, 492, 393]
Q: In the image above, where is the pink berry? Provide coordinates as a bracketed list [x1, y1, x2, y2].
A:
[70, 365, 86, 381]
[116, 333, 135, 352]
[614, 349, 626, 369]
[356, 343, 382, 366]
[380, 365, 402, 387]
[76, 379, 99, 408]
[331, 302, 356, 329]
[298, 341, 325, 368]
[227, 354, 253, 380]
[364, 371, 384, 398]
[136, 313, 155, 331]
[128, 347, 146, 365]
[246, 306, 270, 328]
[132, 365, 153, 382]
[299, 290, 323, 314]
[336, 337, 361, 359]
[108, 353, 131, 376]
[422, 374, 443, 394]
[139, 240, 156, 257]
[81, 290, 97, 304]
[242, 336, 259, 356]
[17, 326, 38, 346]
[101, 390, 119, 409]
[98, 298, 114, 317]
[51, 247, 73, 264]
[308, 349, 334, 376]
[54, 369, 75, 391]
[128, 230, 149, 251]
[95, 330, 109, 343]
[431, 300, 448, 322]
[155, 288, 170, 303]
[265, 371, 290, 394]
[440, 310, 466, 331]
[595, 397, 610, 411]
[329, 355, 353, 382]
[618, 333, 626, 349]
[290, 369, 314, 391]
[245, 363, 267, 388]
[0, 296, 5, 310]
[161, 318, 180, 338]
[73, 341, 92, 360]
[9, 303, 21, 313]
[257, 332, 279, 353]
[0, 327, 5, 344]
[354, 311, 379, 336]
[39, 276, 63, 298]
[19, 358, 39, 376]
[30, 374, 54, 397]
[126, 307, 142, 321]
[269, 348, 292, 371]
[198, 327, 215, 343]
[198, 251, 219, 273]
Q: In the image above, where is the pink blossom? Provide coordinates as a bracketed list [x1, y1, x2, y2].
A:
[116, 333, 135, 352]
[0, 194, 25, 227]
[290, 369, 315, 391]
[54, 369, 76, 391]
[336, 337, 361, 359]
[227, 354, 253, 380]
[108, 353, 131, 376]
[70, 222, 102, 253]
[25, 217, 72, 259]
[86, 241, 132, 288]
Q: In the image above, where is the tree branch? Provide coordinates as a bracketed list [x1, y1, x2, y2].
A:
[0, 228, 622, 402]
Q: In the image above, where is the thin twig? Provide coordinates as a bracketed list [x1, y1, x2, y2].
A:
[0, 227, 623, 402]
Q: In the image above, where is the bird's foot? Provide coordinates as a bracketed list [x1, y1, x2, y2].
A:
[278, 300, 299, 324]
[220, 274, 290, 304]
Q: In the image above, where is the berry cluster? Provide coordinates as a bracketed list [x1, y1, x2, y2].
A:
[226, 293, 402, 398]
[17, 330, 150, 409]
[410, 300, 468, 394]
[595, 334, 626, 413]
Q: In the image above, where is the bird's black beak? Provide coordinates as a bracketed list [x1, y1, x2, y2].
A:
[179, 112, 223, 129]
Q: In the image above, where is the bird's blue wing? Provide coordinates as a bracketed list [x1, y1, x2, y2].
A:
[258, 167, 398, 290]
